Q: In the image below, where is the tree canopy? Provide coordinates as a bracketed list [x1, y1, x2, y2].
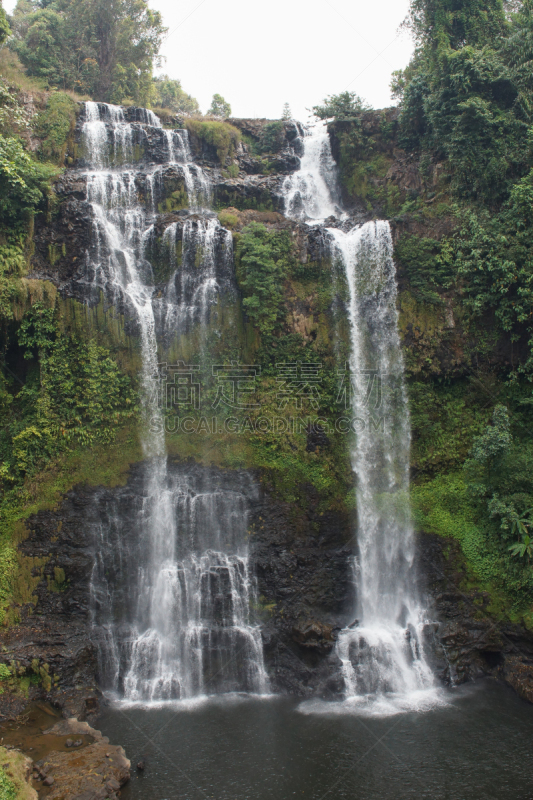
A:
[10, 0, 166, 105]
[208, 93, 231, 118]
[393, 0, 533, 203]
[313, 91, 369, 121]
[152, 75, 199, 114]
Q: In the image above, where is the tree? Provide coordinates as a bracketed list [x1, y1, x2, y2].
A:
[10, 0, 166, 104]
[469, 404, 512, 466]
[406, 0, 507, 56]
[0, 0, 11, 45]
[208, 93, 231, 118]
[152, 75, 199, 114]
[281, 102, 291, 120]
[312, 91, 369, 120]
[88, 0, 166, 104]
[397, 0, 530, 201]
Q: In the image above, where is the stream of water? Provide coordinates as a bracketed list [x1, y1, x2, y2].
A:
[282, 122, 439, 713]
[82, 102, 267, 702]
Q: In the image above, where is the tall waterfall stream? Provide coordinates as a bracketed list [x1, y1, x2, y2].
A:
[283, 121, 440, 714]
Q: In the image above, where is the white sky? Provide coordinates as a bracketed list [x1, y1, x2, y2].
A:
[4, 0, 414, 119]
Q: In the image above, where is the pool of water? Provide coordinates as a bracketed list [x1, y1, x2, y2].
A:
[99, 679, 533, 800]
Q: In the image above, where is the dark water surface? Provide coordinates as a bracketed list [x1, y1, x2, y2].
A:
[99, 680, 533, 800]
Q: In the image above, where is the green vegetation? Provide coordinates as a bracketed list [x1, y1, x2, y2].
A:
[208, 92, 231, 118]
[10, 0, 166, 105]
[256, 121, 285, 154]
[185, 118, 241, 164]
[0, 657, 51, 695]
[0, 136, 57, 223]
[313, 90, 370, 121]
[152, 74, 199, 115]
[0, 767, 16, 800]
[395, 234, 454, 304]
[413, 405, 533, 616]
[33, 91, 77, 164]
[0, 745, 40, 799]
[0, 1, 10, 46]
[236, 222, 291, 338]
[1, 302, 137, 491]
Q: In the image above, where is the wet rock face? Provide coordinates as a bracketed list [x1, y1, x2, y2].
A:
[419, 533, 533, 697]
[10, 463, 354, 700]
[2, 489, 102, 718]
[214, 173, 285, 211]
[251, 486, 353, 696]
[32, 172, 91, 286]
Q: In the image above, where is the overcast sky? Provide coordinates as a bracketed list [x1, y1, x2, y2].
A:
[4, 0, 414, 119]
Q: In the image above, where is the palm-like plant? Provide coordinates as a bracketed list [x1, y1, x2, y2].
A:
[508, 508, 533, 561]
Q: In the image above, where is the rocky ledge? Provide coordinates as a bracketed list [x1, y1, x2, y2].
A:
[421, 533, 533, 701]
[34, 718, 130, 800]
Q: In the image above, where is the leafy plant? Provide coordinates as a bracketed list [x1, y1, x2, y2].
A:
[313, 91, 370, 120]
[256, 121, 285, 154]
[152, 75, 199, 114]
[0, 79, 29, 137]
[11, 0, 166, 105]
[0, 136, 58, 223]
[33, 92, 78, 165]
[508, 532, 533, 560]
[0, 0, 10, 46]
[236, 222, 291, 338]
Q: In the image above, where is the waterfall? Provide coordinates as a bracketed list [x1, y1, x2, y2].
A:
[329, 223, 438, 713]
[90, 468, 268, 701]
[153, 216, 233, 336]
[82, 102, 267, 702]
[284, 120, 441, 713]
[282, 121, 342, 221]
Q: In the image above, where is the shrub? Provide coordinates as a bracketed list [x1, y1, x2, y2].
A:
[185, 119, 241, 164]
[33, 92, 78, 164]
[0, 136, 57, 223]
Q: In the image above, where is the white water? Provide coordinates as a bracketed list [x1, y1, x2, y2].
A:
[82, 102, 267, 701]
[328, 222, 440, 714]
[282, 121, 342, 222]
[284, 118, 440, 715]
[154, 216, 233, 335]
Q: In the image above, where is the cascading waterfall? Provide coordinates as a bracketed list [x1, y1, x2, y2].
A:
[284, 122, 440, 713]
[329, 223, 438, 713]
[282, 120, 342, 221]
[90, 469, 268, 701]
[82, 101, 267, 702]
[153, 216, 233, 336]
